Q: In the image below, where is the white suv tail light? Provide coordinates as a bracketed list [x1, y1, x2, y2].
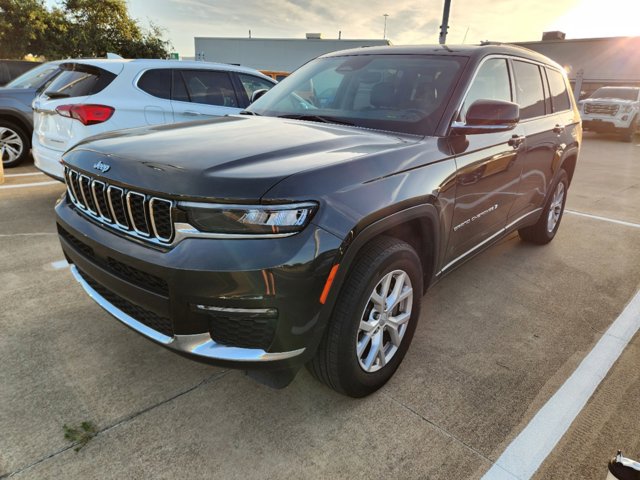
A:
[55, 104, 115, 126]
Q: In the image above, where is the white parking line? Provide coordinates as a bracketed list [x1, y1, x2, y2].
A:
[0, 181, 60, 190]
[50, 260, 69, 270]
[566, 210, 640, 229]
[3, 172, 45, 178]
[481, 290, 640, 480]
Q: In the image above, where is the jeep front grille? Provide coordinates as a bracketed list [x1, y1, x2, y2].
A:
[584, 103, 619, 116]
[64, 167, 175, 245]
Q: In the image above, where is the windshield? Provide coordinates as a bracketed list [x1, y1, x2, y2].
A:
[247, 54, 466, 135]
[590, 87, 639, 101]
[5, 63, 60, 89]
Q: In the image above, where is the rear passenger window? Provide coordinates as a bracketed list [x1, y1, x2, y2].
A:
[179, 70, 238, 107]
[172, 71, 190, 102]
[513, 61, 546, 119]
[546, 68, 572, 112]
[44, 63, 116, 98]
[138, 69, 171, 100]
[461, 58, 511, 120]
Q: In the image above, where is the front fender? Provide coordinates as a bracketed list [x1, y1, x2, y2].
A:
[303, 203, 442, 359]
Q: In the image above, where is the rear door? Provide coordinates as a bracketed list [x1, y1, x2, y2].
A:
[135, 68, 174, 125]
[33, 62, 121, 153]
[445, 57, 525, 267]
[171, 69, 243, 122]
[507, 61, 568, 217]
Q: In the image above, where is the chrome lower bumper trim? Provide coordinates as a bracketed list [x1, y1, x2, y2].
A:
[69, 265, 305, 362]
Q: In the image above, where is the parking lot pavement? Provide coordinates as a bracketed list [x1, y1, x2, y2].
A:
[534, 334, 639, 480]
[566, 132, 640, 223]
[1, 135, 639, 479]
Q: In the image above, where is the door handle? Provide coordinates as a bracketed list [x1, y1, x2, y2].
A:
[182, 111, 204, 116]
[508, 135, 525, 148]
[553, 124, 565, 134]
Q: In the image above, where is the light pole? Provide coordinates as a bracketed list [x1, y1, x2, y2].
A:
[383, 13, 389, 39]
[439, 0, 451, 44]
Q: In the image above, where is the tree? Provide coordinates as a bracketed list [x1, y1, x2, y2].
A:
[0, 0, 170, 59]
[0, 0, 51, 58]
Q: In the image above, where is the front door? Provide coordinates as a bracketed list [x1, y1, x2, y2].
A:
[445, 57, 524, 268]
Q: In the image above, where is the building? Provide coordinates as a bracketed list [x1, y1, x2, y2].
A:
[513, 34, 640, 99]
[194, 34, 391, 73]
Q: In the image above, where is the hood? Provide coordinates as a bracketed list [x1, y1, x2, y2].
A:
[62, 115, 419, 202]
[0, 87, 37, 98]
[581, 97, 638, 105]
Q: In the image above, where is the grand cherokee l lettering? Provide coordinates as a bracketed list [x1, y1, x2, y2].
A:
[55, 45, 581, 397]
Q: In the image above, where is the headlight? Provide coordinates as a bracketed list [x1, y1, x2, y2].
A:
[178, 201, 318, 236]
[622, 105, 633, 113]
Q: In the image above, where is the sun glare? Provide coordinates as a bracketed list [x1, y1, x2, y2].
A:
[550, 0, 640, 38]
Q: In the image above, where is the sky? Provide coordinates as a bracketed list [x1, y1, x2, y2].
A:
[51, 0, 640, 56]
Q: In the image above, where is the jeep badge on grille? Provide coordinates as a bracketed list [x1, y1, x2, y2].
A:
[93, 161, 111, 173]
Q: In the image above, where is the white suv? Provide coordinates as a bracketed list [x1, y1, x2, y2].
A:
[32, 59, 276, 179]
[579, 86, 640, 142]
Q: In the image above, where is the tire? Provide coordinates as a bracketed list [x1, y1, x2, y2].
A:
[308, 236, 423, 397]
[0, 121, 29, 168]
[519, 170, 569, 245]
[621, 116, 638, 143]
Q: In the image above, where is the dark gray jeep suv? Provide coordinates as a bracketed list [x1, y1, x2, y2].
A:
[55, 44, 581, 397]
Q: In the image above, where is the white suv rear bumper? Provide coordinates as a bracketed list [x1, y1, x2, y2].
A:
[32, 138, 64, 181]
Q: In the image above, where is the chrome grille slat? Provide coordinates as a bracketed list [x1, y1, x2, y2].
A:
[149, 198, 173, 242]
[585, 103, 619, 116]
[107, 185, 129, 229]
[70, 171, 84, 209]
[63, 167, 174, 245]
[91, 180, 112, 223]
[126, 191, 151, 236]
[79, 175, 98, 215]
[65, 167, 78, 203]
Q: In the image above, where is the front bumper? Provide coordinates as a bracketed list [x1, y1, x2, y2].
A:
[70, 264, 305, 362]
[582, 115, 635, 132]
[56, 197, 342, 370]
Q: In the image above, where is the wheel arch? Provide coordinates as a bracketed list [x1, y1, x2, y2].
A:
[324, 204, 441, 312]
[0, 112, 32, 148]
[560, 153, 578, 185]
[303, 203, 441, 370]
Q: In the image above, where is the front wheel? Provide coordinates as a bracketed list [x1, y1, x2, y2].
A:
[519, 170, 569, 245]
[621, 116, 638, 143]
[308, 236, 423, 397]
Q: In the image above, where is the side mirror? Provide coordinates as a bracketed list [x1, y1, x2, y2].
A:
[250, 89, 269, 103]
[452, 99, 520, 134]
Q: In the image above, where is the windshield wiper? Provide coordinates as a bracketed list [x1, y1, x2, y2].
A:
[45, 91, 70, 99]
[239, 110, 260, 116]
[276, 114, 355, 126]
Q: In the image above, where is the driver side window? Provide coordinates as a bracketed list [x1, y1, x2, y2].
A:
[460, 58, 512, 121]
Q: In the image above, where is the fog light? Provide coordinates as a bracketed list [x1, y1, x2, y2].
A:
[191, 304, 278, 350]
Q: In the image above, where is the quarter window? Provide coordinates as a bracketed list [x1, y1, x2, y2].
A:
[179, 70, 238, 107]
[546, 68, 572, 112]
[461, 58, 511, 120]
[513, 61, 546, 119]
[138, 69, 171, 100]
[238, 74, 275, 101]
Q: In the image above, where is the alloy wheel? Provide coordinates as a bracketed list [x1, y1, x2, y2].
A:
[356, 269, 413, 373]
[0, 127, 24, 165]
[547, 181, 565, 233]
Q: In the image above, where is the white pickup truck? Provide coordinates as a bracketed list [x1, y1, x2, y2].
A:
[579, 86, 640, 142]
